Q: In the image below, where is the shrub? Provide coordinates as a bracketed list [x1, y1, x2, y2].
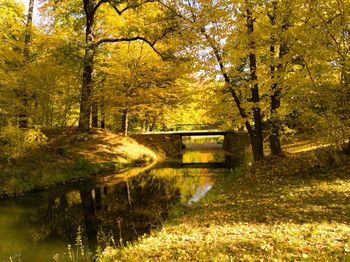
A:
[0, 125, 47, 159]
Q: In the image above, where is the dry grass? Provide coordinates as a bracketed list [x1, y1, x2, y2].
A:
[67, 129, 157, 163]
[102, 150, 350, 261]
[0, 128, 158, 198]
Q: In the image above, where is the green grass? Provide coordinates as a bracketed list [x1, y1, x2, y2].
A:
[102, 150, 350, 261]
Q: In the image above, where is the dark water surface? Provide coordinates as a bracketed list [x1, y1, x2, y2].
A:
[0, 150, 229, 261]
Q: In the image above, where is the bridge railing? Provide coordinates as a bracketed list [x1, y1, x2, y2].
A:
[166, 123, 223, 131]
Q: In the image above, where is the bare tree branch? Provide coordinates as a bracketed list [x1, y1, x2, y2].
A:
[94, 36, 169, 59]
[106, 0, 157, 16]
[109, 3, 132, 15]
[94, 0, 109, 13]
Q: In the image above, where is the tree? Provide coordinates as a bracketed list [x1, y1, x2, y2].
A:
[266, 0, 293, 156]
[16, 0, 35, 128]
[0, 0, 26, 127]
[287, 0, 350, 151]
[28, 34, 82, 127]
[158, 0, 265, 161]
[95, 40, 188, 134]
[245, 0, 264, 160]
[77, 0, 177, 132]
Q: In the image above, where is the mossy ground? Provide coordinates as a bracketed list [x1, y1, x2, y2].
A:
[102, 149, 350, 261]
[0, 128, 157, 198]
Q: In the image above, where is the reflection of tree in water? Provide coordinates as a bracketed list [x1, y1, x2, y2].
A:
[27, 193, 83, 244]
[98, 173, 181, 247]
[26, 172, 181, 256]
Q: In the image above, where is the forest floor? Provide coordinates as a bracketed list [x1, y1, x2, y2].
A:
[102, 148, 350, 261]
[0, 128, 158, 198]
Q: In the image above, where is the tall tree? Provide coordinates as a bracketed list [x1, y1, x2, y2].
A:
[266, 0, 292, 156]
[245, 0, 264, 160]
[18, 0, 35, 129]
[95, 41, 187, 134]
[0, 0, 25, 127]
[78, 0, 174, 132]
[292, 0, 350, 151]
[158, 0, 265, 161]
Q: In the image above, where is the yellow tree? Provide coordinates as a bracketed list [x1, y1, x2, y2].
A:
[81, 0, 179, 131]
[95, 40, 188, 134]
[312, 0, 349, 151]
[158, 0, 267, 161]
[0, 0, 26, 126]
[18, 0, 35, 128]
[286, 0, 350, 150]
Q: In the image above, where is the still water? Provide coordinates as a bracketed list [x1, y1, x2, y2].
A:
[0, 148, 230, 261]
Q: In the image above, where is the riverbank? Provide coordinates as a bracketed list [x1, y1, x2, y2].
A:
[102, 149, 350, 261]
[0, 128, 158, 198]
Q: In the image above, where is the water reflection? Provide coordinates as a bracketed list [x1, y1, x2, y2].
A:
[0, 167, 218, 261]
[182, 138, 225, 165]
[188, 184, 212, 205]
[181, 136, 250, 168]
[150, 168, 215, 205]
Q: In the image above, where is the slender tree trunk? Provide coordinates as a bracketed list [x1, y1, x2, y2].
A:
[91, 101, 98, 127]
[125, 181, 132, 207]
[79, 1, 95, 132]
[342, 64, 350, 155]
[269, 93, 283, 155]
[268, 1, 283, 156]
[199, 2, 263, 161]
[149, 116, 157, 131]
[79, 47, 94, 132]
[144, 119, 149, 132]
[246, 1, 264, 161]
[19, 0, 34, 129]
[121, 108, 128, 136]
[24, 0, 34, 60]
[100, 103, 105, 128]
[94, 187, 102, 211]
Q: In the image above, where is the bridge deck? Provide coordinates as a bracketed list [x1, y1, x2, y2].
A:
[135, 130, 228, 136]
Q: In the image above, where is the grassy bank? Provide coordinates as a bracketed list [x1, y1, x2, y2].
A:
[0, 128, 158, 198]
[102, 149, 350, 261]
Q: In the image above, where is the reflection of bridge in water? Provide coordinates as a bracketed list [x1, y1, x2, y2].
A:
[132, 130, 253, 168]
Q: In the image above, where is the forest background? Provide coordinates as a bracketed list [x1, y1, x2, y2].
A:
[0, 0, 349, 161]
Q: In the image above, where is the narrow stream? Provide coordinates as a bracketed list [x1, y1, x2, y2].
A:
[0, 141, 231, 261]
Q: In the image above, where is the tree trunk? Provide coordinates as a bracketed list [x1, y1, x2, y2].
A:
[100, 104, 105, 128]
[149, 116, 157, 131]
[78, 47, 94, 132]
[91, 101, 98, 127]
[121, 108, 128, 136]
[78, 1, 95, 132]
[19, 0, 34, 129]
[199, 0, 263, 161]
[268, 1, 283, 156]
[246, 1, 264, 161]
[94, 187, 102, 211]
[125, 181, 132, 207]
